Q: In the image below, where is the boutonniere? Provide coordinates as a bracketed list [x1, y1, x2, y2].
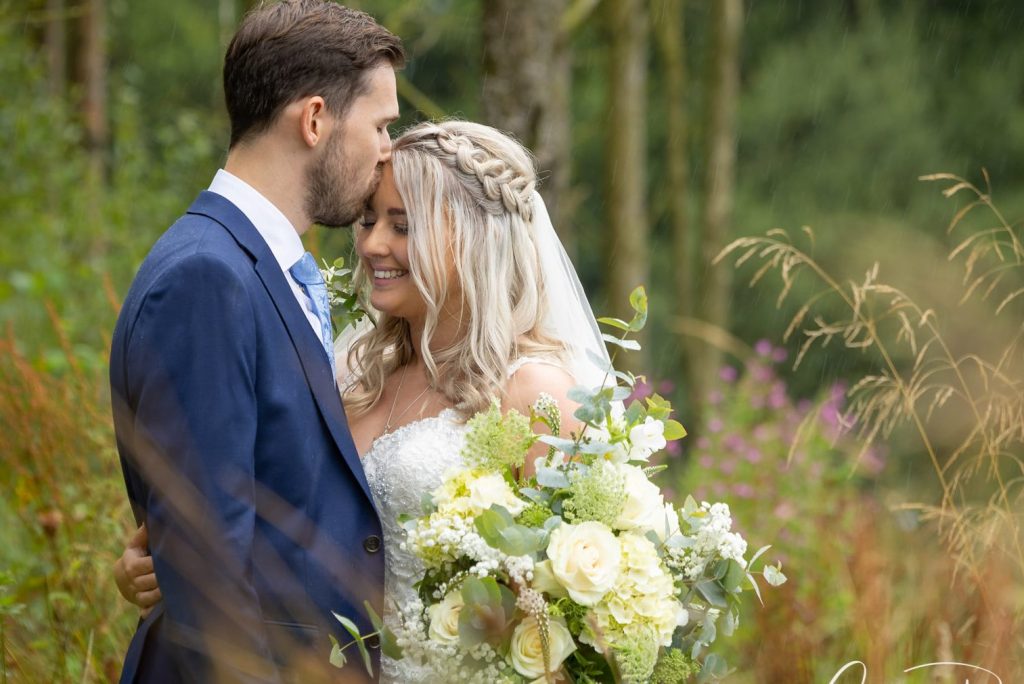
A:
[320, 257, 373, 333]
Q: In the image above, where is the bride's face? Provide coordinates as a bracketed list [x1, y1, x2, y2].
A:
[355, 164, 426, 320]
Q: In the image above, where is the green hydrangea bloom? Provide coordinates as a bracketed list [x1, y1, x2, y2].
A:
[516, 502, 552, 528]
[460, 400, 535, 472]
[563, 460, 626, 527]
[611, 627, 659, 683]
[650, 648, 700, 683]
[549, 597, 589, 636]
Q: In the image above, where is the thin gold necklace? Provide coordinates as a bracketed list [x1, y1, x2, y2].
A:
[382, 364, 432, 435]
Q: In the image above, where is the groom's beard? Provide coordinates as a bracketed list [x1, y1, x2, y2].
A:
[305, 135, 378, 229]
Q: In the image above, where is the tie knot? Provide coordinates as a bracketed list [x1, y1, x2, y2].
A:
[289, 251, 323, 286]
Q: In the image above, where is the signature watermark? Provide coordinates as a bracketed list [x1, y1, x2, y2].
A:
[829, 660, 1002, 684]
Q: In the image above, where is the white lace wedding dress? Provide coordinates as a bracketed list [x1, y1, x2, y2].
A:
[361, 406, 466, 683]
[355, 358, 542, 683]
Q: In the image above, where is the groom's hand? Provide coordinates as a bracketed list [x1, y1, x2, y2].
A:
[114, 523, 162, 617]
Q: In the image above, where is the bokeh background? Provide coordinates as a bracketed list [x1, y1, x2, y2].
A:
[2, 0, 1022, 681]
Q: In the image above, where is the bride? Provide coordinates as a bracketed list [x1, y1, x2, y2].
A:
[115, 120, 608, 681]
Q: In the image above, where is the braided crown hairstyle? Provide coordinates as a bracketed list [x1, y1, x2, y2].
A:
[345, 121, 568, 417]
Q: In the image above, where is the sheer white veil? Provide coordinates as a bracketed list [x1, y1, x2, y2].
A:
[531, 192, 612, 390]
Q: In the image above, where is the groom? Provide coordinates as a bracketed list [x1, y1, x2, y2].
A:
[109, 2, 403, 681]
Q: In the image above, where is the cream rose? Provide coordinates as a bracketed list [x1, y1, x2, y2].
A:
[510, 616, 576, 679]
[427, 590, 464, 645]
[613, 464, 664, 531]
[546, 521, 621, 605]
[467, 473, 527, 516]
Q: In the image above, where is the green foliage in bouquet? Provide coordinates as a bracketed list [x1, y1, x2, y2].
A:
[332, 288, 786, 683]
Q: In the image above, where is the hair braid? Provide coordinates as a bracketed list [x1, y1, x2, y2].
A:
[407, 125, 537, 222]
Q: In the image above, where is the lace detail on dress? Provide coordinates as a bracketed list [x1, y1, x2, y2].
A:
[360, 408, 466, 683]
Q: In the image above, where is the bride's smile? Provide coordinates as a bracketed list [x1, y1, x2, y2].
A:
[355, 164, 422, 318]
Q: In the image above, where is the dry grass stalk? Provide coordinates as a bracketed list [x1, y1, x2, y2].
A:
[716, 171, 1024, 667]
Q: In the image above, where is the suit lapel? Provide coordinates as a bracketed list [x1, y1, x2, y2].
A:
[186, 192, 375, 507]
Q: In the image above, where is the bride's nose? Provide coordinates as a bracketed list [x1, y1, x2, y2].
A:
[358, 222, 390, 258]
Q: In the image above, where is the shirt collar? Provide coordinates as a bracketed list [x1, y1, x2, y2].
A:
[207, 169, 305, 272]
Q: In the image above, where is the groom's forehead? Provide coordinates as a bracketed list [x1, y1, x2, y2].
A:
[353, 65, 399, 116]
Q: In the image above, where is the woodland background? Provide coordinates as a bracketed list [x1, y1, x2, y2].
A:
[2, 0, 1023, 681]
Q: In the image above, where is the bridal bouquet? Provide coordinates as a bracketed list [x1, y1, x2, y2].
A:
[333, 289, 785, 682]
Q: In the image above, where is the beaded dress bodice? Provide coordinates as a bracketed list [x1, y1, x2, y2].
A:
[361, 408, 467, 682]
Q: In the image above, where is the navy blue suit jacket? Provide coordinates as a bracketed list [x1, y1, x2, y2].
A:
[110, 191, 384, 683]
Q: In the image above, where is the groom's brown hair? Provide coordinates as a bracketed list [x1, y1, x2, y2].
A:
[224, 0, 404, 148]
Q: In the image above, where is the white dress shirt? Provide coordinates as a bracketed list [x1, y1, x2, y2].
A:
[207, 169, 323, 339]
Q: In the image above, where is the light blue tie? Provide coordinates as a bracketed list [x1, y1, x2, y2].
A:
[289, 252, 337, 381]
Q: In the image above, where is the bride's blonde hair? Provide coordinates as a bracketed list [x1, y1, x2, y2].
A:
[344, 120, 568, 417]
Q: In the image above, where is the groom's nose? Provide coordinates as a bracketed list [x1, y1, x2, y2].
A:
[379, 128, 393, 162]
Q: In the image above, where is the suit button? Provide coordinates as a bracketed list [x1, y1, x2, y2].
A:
[363, 535, 382, 553]
[365, 634, 380, 650]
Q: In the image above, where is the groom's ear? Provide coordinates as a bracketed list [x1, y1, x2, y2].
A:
[297, 95, 329, 149]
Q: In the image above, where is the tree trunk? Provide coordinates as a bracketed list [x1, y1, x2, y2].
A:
[45, 0, 67, 99]
[653, 0, 693, 407]
[79, 0, 108, 183]
[695, 0, 742, 417]
[602, 0, 649, 371]
[481, 0, 574, 251]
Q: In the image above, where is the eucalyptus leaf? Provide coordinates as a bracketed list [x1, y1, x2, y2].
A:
[497, 524, 545, 555]
[746, 572, 764, 605]
[333, 612, 373, 675]
[328, 634, 346, 669]
[721, 559, 747, 593]
[567, 385, 598, 404]
[748, 545, 772, 567]
[535, 466, 570, 489]
[596, 316, 631, 331]
[601, 334, 641, 351]
[585, 348, 614, 372]
[610, 385, 632, 401]
[538, 434, 579, 453]
[763, 564, 787, 586]
[518, 487, 548, 504]
[697, 653, 728, 683]
[623, 400, 645, 425]
[696, 580, 728, 608]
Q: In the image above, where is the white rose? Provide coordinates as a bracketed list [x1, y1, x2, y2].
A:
[427, 590, 464, 645]
[546, 521, 621, 605]
[643, 502, 682, 542]
[627, 417, 667, 461]
[510, 616, 577, 679]
[467, 473, 527, 516]
[613, 464, 664, 532]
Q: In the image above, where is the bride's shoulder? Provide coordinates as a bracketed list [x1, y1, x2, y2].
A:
[504, 357, 575, 415]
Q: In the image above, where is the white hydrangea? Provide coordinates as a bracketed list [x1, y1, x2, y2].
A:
[580, 532, 683, 653]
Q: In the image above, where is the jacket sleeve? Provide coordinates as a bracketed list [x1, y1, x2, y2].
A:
[124, 252, 281, 683]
